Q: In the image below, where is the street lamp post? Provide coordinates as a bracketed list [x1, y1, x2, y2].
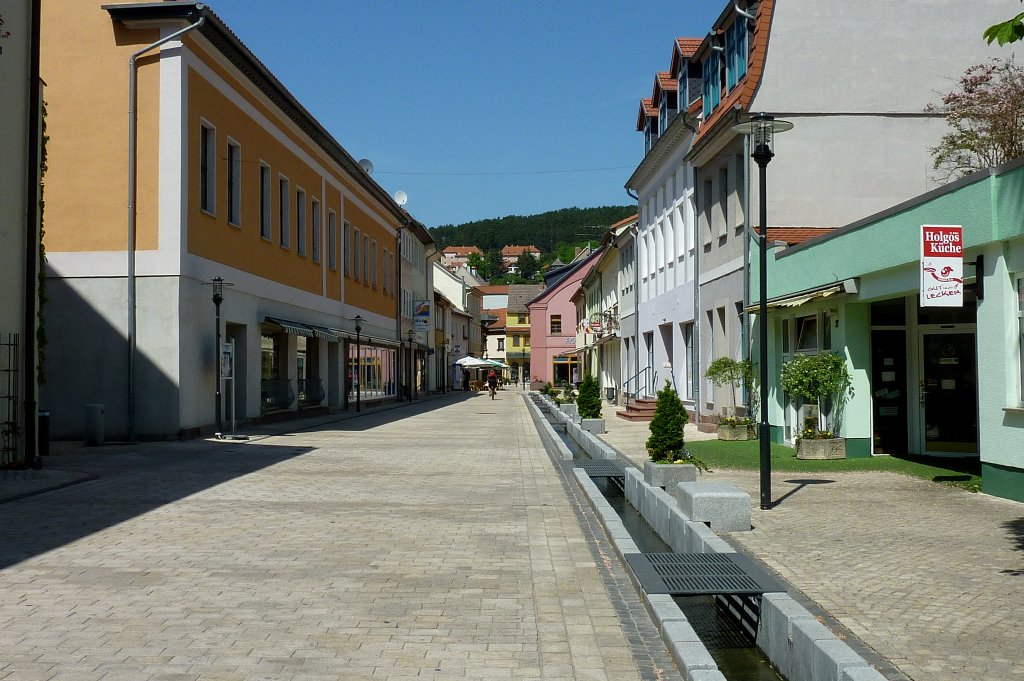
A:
[210, 276, 229, 436]
[354, 315, 363, 412]
[521, 349, 527, 390]
[732, 112, 793, 511]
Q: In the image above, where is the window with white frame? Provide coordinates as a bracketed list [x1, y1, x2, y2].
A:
[311, 199, 321, 263]
[1018, 277, 1024, 402]
[371, 240, 378, 288]
[227, 139, 241, 226]
[328, 211, 337, 270]
[278, 176, 290, 248]
[363, 234, 370, 285]
[353, 228, 361, 280]
[259, 163, 271, 239]
[718, 167, 729, 239]
[200, 122, 215, 214]
[343, 221, 351, 275]
[296, 188, 306, 256]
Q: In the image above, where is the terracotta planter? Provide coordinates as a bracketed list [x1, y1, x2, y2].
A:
[795, 437, 846, 460]
[717, 424, 755, 441]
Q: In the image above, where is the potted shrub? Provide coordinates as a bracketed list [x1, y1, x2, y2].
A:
[559, 385, 578, 417]
[576, 372, 604, 434]
[780, 352, 853, 460]
[705, 357, 755, 440]
[644, 381, 709, 488]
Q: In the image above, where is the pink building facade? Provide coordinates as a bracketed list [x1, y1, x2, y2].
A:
[528, 251, 601, 388]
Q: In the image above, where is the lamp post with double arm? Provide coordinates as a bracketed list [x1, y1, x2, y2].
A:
[732, 112, 793, 511]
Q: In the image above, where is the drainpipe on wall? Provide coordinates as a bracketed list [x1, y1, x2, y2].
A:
[626, 188, 640, 397]
[126, 12, 206, 441]
[23, 0, 42, 467]
[681, 115, 701, 427]
[741, 130, 751, 415]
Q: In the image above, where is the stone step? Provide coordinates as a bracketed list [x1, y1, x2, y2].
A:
[615, 410, 654, 422]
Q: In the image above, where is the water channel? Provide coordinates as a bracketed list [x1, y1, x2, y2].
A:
[535, 400, 782, 681]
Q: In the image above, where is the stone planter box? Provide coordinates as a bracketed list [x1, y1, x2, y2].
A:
[643, 460, 698, 490]
[795, 437, 846, 460]
[717, 424, 755, 441]
[581, 418, 605, 435]
[560, 403, 578, 417]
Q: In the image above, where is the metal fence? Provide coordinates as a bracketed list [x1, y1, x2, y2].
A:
[1, 334, 20, 466]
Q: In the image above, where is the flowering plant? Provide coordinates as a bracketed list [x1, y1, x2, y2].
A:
[798, 427, 835, 440]
[719, 416, 752, 427]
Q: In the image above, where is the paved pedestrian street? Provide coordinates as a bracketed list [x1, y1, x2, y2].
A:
[0, 394, 677, 681]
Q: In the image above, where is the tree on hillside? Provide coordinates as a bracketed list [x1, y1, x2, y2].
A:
[429, 206, 635, 252]
[985, 1, 1024, 45]
[925, 56, 1024, 181]
[516, 252, 539, 280]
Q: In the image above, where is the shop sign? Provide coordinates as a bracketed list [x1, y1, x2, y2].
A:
[920, 225, 963, 307]
[413, 299, 430, 332]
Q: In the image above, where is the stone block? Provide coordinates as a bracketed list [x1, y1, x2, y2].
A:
[652, 487, 677, 541]
[668, 507, 690, 552]
[841, 666, 889, 681]
[644, 594, 686, 630]
[560, 403, 578, 417]
[667, 640, 718, 678]
[756, 593, 817, 681]
[688, 671, 728, 681]
[624, 468, 643, 508]
[675, 481, 751, 532]
[581, 418, 606, 434]
[791, 615, 836, 681]
[812, 638, 871, 681]
[685, 520, 718, 553]
[643, 460, 698, 489]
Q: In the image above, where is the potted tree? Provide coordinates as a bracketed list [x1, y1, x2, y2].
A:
[576, 372, 604, 434]
[704, 357, 754, 441]
[779, 352, 853, 459]
[643, 381, 709, 488]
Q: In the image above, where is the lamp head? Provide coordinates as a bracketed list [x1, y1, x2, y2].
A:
[211, 276, 224, 304]
[732, 111, 793, 160]
[354, 315, 363, 334]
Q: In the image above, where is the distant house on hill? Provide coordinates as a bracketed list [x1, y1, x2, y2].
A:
[501, 245, 541, 273]
[441, 246, 482, 270]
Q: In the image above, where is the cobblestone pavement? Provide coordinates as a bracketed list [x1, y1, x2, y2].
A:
[0, 392, 677, 681]
[600, 406, 1024, 681]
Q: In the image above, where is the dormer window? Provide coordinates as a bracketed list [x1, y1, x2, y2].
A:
[658, 89, 678, 135]
[725, 19, 749, 91]
[702, 51, 721, 118]
[645, 119, 658, 154]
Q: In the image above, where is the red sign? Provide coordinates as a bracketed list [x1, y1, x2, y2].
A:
[920, 225, 963, 307]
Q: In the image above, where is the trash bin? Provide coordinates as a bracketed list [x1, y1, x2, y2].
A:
[84, 404, 104, 446]
[38, 410, 49, 457]
[605, 387, 616, 402]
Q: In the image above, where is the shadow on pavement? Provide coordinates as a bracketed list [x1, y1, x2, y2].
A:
[0, 441, 311, 570]
[1003, 518, 1024, 575]
[773, 478, 836, 508]
[286, 390, 482, 434]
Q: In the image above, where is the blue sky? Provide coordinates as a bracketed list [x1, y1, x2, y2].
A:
[207, 1, 723, 228]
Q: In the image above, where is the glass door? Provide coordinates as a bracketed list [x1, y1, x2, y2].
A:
[919, 331, 978, 454]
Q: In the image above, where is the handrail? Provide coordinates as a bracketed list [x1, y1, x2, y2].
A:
[623, 366, 657, 406]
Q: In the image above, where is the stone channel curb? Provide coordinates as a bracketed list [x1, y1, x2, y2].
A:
[0, 469, 98, 505]
[535, 392, 889, 681]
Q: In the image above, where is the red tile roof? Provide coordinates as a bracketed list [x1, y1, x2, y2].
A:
[501, 245, 540, 257]
[611, 214, 639, 229]
[442, 245, 482, 256]
[654, 72, 677, 99]
[677, 37, 702, 58]
[693, 0, 776, 149]
[476, 284, 510, 295]
[637, 97, 658, 130]
[485, 309, 507, 329]
[754, 227, 835, 246]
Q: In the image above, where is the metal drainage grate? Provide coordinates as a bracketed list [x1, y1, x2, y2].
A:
[625, 552, 787, 596]
[572, 459, 627, 478]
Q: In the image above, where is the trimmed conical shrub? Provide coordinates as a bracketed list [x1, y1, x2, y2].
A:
[646, 380, 688, 462]
[576, 372, 602, 419]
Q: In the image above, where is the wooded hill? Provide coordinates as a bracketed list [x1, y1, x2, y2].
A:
[429, 206, 636, 253]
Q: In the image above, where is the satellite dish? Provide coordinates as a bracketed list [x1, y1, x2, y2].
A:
[358, 158, 374, 175]
[394, 190, 408, 206]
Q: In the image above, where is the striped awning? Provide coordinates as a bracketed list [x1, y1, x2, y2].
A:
[265, 316, 317, 338]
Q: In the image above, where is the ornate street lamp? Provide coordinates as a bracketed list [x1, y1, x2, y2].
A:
[209, 276, 232, 436]
[732, 112, 793, 511]
[354, 315, 363, 412]
[521, 348, 527, 390]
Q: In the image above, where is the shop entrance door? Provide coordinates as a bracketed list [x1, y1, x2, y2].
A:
[919, 331, 978, 454]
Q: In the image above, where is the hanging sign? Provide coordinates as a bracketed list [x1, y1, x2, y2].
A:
[220, 342, 234, 379]
[413, 299, 431, 333]
[920, 225, 963, 307]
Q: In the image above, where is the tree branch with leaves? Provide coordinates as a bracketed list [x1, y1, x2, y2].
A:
[984, 1, 1024, 45]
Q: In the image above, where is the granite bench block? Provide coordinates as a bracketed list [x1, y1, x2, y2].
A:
[675, 481, 751, 532]
[581, 418, 606, 434]
[813, 638, 871, 681]
[685, 520, 719, 553]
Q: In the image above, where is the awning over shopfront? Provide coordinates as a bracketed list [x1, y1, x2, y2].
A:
[265, 316, 320, 338]
[745, 279, 858, 313]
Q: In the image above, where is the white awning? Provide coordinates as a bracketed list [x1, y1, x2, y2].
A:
[745, 279, 858, 313]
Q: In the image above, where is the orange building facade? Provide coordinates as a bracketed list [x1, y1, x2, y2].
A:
[40, 2, 433, 438]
